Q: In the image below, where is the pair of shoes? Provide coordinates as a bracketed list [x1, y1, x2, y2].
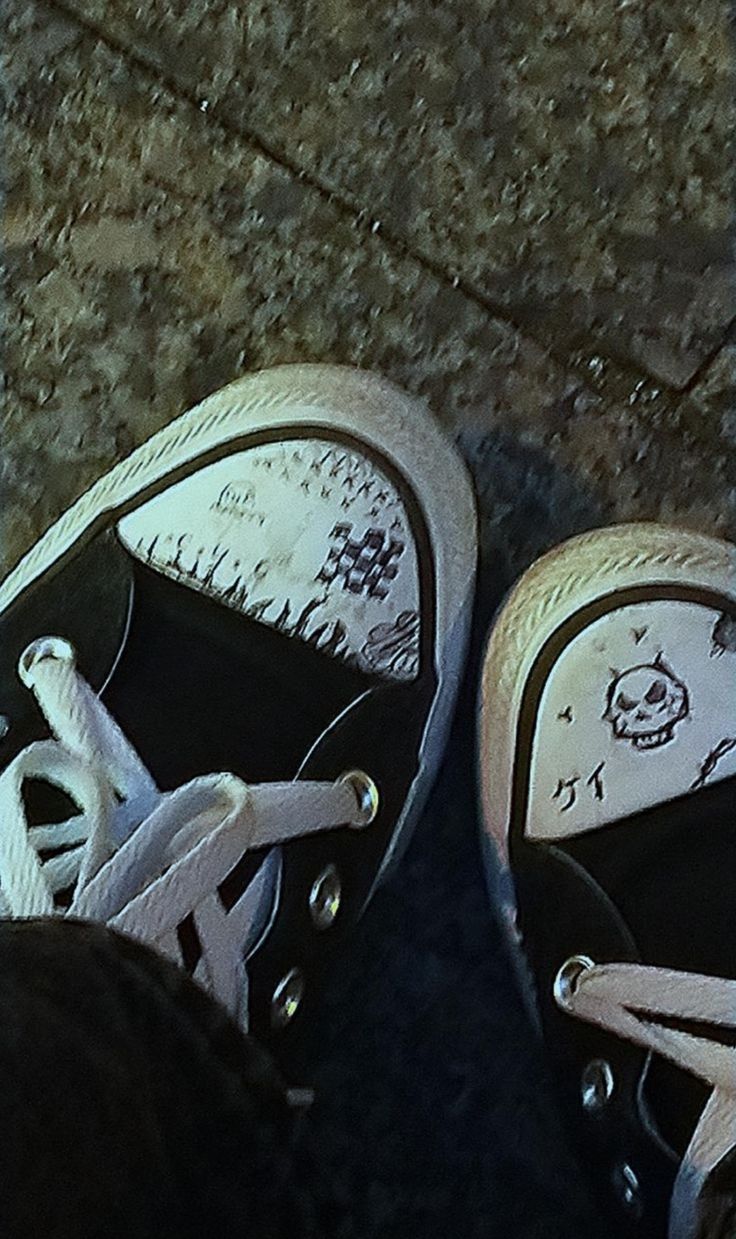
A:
[1, 365, 734, 1239]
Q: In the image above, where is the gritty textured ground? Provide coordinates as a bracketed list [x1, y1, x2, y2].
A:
[3, 1, 736, 570]
[1, 1, 735, 1235]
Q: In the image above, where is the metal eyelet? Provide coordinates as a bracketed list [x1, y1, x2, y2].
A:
[339, 769, 380, 827]
[271, 967, 305, 1029]
[0, 715, 10, 741]
[553, 954, 595, 1011]
[613, 1161, 642, 1216]
[18, 636, 76, 688]
[581, 1059, 615, 1112]
[309, 864, 342, 930]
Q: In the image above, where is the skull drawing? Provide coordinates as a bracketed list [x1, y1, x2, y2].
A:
[603, 656, 689, 750]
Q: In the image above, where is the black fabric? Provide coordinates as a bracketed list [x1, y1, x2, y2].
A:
[0, 919, 349, 1239]
[564, 776, 736, 984]
[108, 558, 377, 788]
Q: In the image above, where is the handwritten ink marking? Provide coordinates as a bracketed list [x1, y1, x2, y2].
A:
[586, 761, 605, 801]
[359, 611, 420, 678]
[171, 534, 188, 574]
[201, 546, 229, 589]
[273, 600, 291, 631]
[603, 657, 689, 749]
[552, 776, 580, 813]
[245, 597, 275, 622]
[710, 613, 736, 658]
[690, 737, 736, 790]
[316, 524, 404, 600]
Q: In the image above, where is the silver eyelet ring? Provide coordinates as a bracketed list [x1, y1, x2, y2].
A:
[613, 1161, 641, 1215]
[271, 967, 305, 1029]
[0, 715, 10, 741]
[18, 636, 76, 688]
[553, 954, 595, 1011]
[339, 769, 380, 827]
[581, 1059, 615, 1112]
[309, 864, 342, 930]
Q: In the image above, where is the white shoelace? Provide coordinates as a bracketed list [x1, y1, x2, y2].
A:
[0, 636, 374, 1029]
[556, 955, 736, 1239]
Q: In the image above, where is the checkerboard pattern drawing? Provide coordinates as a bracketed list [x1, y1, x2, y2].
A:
[316, 522, 405, 599]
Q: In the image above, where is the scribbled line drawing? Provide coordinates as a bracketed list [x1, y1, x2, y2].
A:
[552, 776, 580, 812]
[359, 611, 420, 679]
[137, 534, 159, 563]
[209, 482, 267, 527]
[244, 594, 350, 659]
[557, 706, 574, 723]
[201, 546, 229, 589]
[271, 596, 348, 657]
[552, 760, 607, 812]
[631, 626, 648, 645]
[210, 482, 257, 519]
[586, 761, 605, 801]
[127, 444, 412, 674]
[243, 596, 274, 621]
[690, 737, 736, 791]
[316, 522, 404, 600]
[205, 445, 404, 527]
[307, 447, 399, 516]
[603, 654, 689, 750]
[137, 533, 355, 663]
[152, 534, 252, 608]
[710, 612, 736, 658]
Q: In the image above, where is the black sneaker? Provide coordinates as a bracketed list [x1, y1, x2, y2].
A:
[0, 364, 476, 1064]
[479, 523, 736, 1239]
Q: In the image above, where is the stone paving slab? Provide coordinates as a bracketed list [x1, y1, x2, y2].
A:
[3, 1, 734, 583]
[51, 0, 735, 388]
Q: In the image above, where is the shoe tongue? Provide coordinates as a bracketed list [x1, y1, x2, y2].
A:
[563, 773, 736, 978]
[523, 599, 736, 844]
[117, 439, 421, 682]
